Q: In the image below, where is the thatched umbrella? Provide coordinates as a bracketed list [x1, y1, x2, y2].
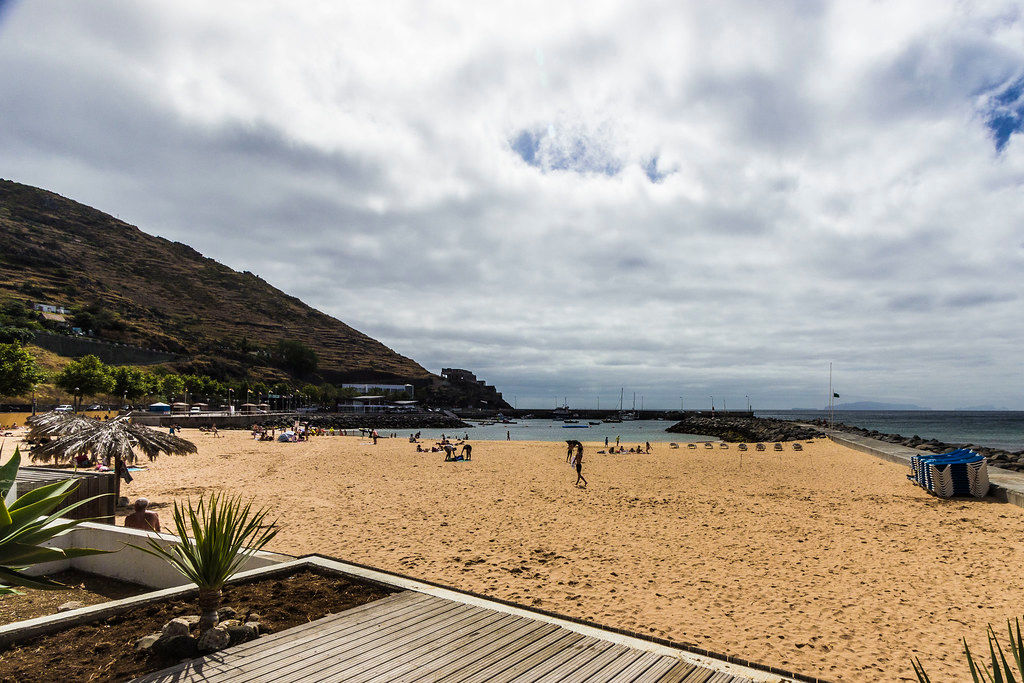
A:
[25, 412, 98, 437]
[27, 412, 197, 500]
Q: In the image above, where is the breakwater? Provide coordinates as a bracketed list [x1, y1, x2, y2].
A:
[809, 419, 1024, 471]
[667, 415, 824, 442]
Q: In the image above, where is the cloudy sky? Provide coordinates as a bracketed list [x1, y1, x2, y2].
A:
[1, 1, 1022, 410]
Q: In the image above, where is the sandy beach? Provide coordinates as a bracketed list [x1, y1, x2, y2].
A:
[24, 429, 1024, 680]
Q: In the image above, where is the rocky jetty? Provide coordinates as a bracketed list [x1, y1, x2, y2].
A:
[253, 413, 469, 431]
[810, 419, 1024, 472]
[666, 415, 823, 442]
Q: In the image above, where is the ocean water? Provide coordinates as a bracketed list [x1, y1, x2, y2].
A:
[756, 410, 1024, 452]
[387, 419, 710, 444]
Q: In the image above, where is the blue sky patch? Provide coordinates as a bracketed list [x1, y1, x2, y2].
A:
[981, 74, 1024, 153]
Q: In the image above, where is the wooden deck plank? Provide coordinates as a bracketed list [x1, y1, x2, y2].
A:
[457, 631, 590, 683]
[511, 637, 613, 683]
[548, 643, 634, 683]
[675, 667, 716, 683]
[358, 611, 521, 682]
[388, 618, 555, 683]
[443, 625, 574, 683]
[304, 604, 504, 683]
[632, 656, 684, 682]
[605, 651, 664, 682]
[577, 649, 650, 683]
[251, 600, 475, 683]
[650, 661, 698, 683]
[223, 593, 454, 682]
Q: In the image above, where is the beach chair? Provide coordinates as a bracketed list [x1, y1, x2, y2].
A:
[773, 443, 783, 451]
[687, 443, 697, 449]
[669, 443, 679, 449]
[792, 443, 803, 451]
[704, 442, 714, 449]
[755, 443, 766, 451]
[719, 442, 728, 449]
[738, 443, 748, 451]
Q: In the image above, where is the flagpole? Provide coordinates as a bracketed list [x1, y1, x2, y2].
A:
[829, 362, 833, 429]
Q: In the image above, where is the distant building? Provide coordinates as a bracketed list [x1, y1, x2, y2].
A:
[337, 395, 386, 413]
[341, 383, 414, 397]
[33, 303, 69, 315]
[441, 368, 477, 383]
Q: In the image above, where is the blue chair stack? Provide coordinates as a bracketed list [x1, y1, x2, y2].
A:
[908, 449, 989, 498]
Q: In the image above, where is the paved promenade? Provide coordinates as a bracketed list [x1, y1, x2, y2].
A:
[810, 425, 1024, 508]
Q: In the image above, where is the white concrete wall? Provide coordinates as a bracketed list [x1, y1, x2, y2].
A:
[26, 521, 288, 588]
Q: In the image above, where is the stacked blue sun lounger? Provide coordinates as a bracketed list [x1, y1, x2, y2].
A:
[908, 449, 989, 498]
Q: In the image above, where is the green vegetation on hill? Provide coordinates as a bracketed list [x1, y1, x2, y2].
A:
[0, 179, 430, 385]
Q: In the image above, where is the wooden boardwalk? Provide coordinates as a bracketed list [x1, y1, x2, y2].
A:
[134, 591, 756, 682]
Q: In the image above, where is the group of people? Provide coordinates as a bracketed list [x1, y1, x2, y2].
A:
[415, 435, 473, 461]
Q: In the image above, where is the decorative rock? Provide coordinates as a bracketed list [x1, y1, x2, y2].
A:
[217, 606, 237, 621]
[225, 622, 258, 645]
[246, 612, 261, 623]
[197, 625, 232, 653]
[244, 620, 261, 635]
[57, 601, 86, 612]
[162, 617, 192, 639]
[134, 633, 162, 652]
[156, 634, 200, 659]
[180, 615, 201, 627]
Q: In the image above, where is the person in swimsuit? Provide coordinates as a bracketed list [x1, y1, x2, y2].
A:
[574, 443, 587, 488]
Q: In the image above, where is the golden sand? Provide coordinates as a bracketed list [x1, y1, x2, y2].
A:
[17, 429, 1024, 680]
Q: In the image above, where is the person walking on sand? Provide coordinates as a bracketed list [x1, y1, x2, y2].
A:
[615, 435, 620, 448]
[506, 430, 510, 441]
[645, 441, 651, 453]
[605, 436, 609, 447]
[574, 444, 587, 488]
[372, 429, 379, 445]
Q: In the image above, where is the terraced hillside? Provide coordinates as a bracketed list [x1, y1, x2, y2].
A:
[0, 179, 431, 384]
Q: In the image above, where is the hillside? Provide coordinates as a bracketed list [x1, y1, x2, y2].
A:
[0, 179, 431, 384]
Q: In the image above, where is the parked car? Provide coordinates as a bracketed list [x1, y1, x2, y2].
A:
[88, 404, 102, 411]
[190, 407, 201, 413]
[55, 405, 73, 412]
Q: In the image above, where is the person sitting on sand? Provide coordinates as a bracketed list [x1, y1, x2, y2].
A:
[461, 443, 472, 460]
[124, 498, 161, 532]
[416, 444, 424, 452]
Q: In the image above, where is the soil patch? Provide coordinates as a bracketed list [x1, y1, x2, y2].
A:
[0, 570, 148, 626]
[0, 570, 395, 682]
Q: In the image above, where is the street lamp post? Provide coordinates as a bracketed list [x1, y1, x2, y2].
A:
[679, 396, 684, 413]
[75, 387, 80, 413]
[709, 395, 714, 413]
[746, 394, 750, 412]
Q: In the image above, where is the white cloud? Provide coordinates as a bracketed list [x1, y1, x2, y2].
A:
[1, 0, 1022, 408]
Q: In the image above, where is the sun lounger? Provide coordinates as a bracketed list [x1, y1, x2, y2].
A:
[669, 443, 679, 449]
[738, 443, 747, 451]
[687, 443, 697, 449]
[719, 442, 728, 449]
[704, 442, 714, 449]
[774, 443, 783, 451]
[908, 449, 988, 498]
[755, 443, 766, 451]
[792, 443, 803, 451]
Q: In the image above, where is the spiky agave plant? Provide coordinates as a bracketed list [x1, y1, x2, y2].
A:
[0, 447, 111, 594]
[137, 492, 278, 631]
[912, 618, 1024, 683]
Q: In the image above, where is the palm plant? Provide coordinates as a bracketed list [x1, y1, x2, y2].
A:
[0, 447, 111, 594]
[137, 493, 278, 631]
[26, 411, 197, 500]
[913, 618, 1024, 682]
